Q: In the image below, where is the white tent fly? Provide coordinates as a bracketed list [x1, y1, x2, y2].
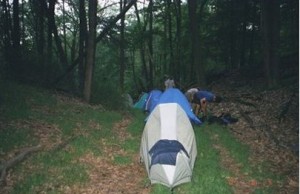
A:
[140, 103, 197, 188]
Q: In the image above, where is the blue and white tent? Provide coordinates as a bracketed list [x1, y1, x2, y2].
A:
[146, 88, 201, 125]
[140, 103, 197, 188]
[144, 90, 163, 113]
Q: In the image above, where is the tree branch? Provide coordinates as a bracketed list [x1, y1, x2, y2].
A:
[0, 145, 42, 186]
[96, 0, 137, 43]
[52, 0, 137, 85]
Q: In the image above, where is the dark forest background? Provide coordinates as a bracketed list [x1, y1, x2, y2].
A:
[0, 0, 298, 108]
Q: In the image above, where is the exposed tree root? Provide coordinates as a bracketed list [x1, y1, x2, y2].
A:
[0, 145, 42, 186]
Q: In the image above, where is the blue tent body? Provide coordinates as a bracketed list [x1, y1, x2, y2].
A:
[133, 93, 149, 109]
[157, 88, 202, 125]
[145, 90, 163, 113]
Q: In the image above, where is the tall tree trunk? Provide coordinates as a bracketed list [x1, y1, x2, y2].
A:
[196, 0, 208, 86]
[187, 0, 198, 83]
[239, 1, 248, 68]
[134, 2, 148, 88]
[248, 0, 258, 68]
[148, 0, 154, 89]
[21, 0, 25, 44]
[174, 0, 181, 82]
[162, 0, 168, 77]
[83, 0, 97, 102]
[229, 0, 238, 69]
[2, 0, 12, 48]
[188, 0, 209, 86]
[48, 0, 68, 66]
[12, 0, 21, 74]
[12, 0, 20, 49]
[261, 0, 280, 87]
[119, 0, 126, 93]
[78, 0, 87, 96]
[35, 0, 46, 70]
[62, 0, 67, 60]
[46, 0, 52, 66]
[166, 0, 174, 76]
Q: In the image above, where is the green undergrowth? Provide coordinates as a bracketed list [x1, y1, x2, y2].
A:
[0, 81, 280, 193]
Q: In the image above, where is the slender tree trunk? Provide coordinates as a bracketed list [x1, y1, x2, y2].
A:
[12, 0, 21, 74]
[12, 0, 20, 49]
[248, 27, 255, 67]
[174, 0, 181, 82]
[21, 0, 25, 44]
[162, 0, 168, 76]
[229, 0, 238, 69]
[46, 0, 52, 66]
[62, 0, 67, 61]
[187, 0, 197, 83]
[134, 2, 149, 87]
[119, 0, 126, 93]
[130, 49, 139, 92]
[83, 0, 97, 102]
[248, 0, 258, 67]
[2, 0, 12, 48]
[238, 1, 248, 68]
[78, 0, 87, 96]
[188, 0, 206, 85]
[36, 0, 45, 70]
[261, 0, 280, 87]
[166, 0, 173, 76]
[196, 0, 208, 86]
[148, 0, 154, 89]
[48, 0, 68, 66]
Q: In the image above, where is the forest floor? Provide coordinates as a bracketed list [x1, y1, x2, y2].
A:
[61, 71, 299, 193]
[208, 70, 299, 193]
[0, 72, 298, 194]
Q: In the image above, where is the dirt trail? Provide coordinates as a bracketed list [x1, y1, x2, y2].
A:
[65, 117, 150, 194]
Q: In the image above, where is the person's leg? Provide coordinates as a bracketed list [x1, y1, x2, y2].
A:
[194, 104, 201, 116]
[200, 98, 207, 116]
[191, 103, 196, 113]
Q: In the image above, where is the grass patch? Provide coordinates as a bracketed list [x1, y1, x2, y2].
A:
[0, 81, 31, 120]
[0, 127, 33, 153]
[71, 135, 102, 156]
[0, 81, 282, 193]
[121, 138, 140, 152]
[114, 155, 131, 165]
[12, 173, 47, 194]
[206, 124, 280, 183]
[14, 148, 90, 193]
[208, 124, 250, 166]
[171, 125, 232, 194]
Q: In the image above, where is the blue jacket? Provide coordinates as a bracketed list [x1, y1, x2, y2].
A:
[194, 91, 215, 102]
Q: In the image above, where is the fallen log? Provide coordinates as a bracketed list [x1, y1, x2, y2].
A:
[0, 145, 42, 186]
